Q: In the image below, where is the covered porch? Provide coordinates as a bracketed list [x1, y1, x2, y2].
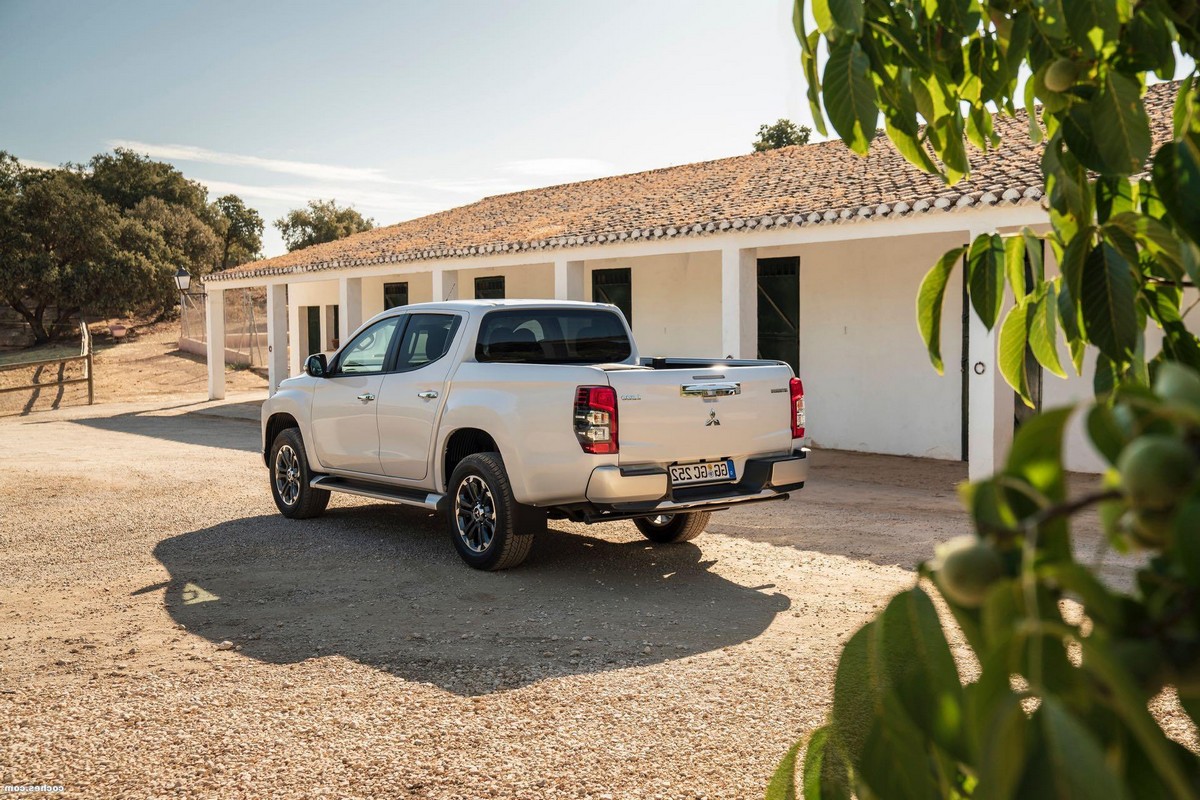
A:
[203, 201, 1088, 478]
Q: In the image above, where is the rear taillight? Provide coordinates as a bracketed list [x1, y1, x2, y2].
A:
[574, 386, 618, 454]
[790, 377, 805, 439]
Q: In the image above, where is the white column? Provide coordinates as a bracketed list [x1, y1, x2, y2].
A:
[288, 302, 304, 378]
[967, 228, 1015, 480]
[205, 286, 226, 401]
[266, 283, 288, 395]
[339, 276, 363, 341]
[554, 259, 585, 300]
[721, 246, 757, 358]
[432, 268, 459, 301]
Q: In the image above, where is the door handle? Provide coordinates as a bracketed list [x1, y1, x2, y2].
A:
[417, 390, 439, 400]
[356, 393, 376, 403]
[680, 382, 741, 397]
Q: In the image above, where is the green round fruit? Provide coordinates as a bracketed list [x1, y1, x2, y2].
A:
[1117, 435, 1198, 511]
[935, 535, 1004, 609]
[1044, 59, 1079, 92]
[1155, 362, 1200, 412]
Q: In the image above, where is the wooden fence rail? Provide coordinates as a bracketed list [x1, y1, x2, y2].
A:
[0, 321, 93, 404]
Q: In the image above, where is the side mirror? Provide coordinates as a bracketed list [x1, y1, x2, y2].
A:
[304, 353, 328, 378]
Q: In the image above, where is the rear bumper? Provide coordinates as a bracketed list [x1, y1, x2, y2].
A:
[581, 448, 807, 519]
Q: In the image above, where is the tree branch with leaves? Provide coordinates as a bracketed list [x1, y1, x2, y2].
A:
[770, 1, 1200, 797]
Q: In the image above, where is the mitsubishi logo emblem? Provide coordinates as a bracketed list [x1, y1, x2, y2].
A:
[706, 410, 720, 427]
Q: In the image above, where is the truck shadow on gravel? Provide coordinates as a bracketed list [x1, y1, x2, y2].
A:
[152, 506, 791, 696]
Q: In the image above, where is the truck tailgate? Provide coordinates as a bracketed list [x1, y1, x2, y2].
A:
[603, 363, 795, 466]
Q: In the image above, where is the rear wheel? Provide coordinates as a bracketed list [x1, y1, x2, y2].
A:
[633, 511, 711, 543]
[270, 427, 330, 519]
[446, 452, 543, 570]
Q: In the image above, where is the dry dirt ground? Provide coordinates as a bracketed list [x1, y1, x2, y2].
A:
[0, 322, 267, 417]
[1, 392, 1195, 796]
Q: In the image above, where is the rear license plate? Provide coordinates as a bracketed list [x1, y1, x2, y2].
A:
[669, 460, 735, 486]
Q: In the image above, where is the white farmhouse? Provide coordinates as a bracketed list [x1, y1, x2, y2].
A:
[204, 82, 1190, 477]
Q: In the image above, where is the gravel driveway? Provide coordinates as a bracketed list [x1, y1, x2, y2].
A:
[1, 396, 1184, 797]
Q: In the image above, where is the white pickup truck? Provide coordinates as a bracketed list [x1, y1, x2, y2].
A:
[261, 300, 807, 570]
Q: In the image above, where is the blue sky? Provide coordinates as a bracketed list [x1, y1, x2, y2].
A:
[0, 0, 812, 256]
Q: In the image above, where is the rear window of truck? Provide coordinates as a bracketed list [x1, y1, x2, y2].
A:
[475, 309, 632, 364]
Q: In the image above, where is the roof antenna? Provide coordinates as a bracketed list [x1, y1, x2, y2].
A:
[444, 281, 457, 302]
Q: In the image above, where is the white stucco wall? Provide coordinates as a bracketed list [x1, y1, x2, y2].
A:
[361, 272, 435, 318]
[458, 264, 554, 301]
[770, 232, 969, 461]
[583, 251, 723, 358]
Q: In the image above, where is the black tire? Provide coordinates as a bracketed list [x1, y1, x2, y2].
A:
[446, 452, 543, 570]
[269, 427, 330, 519]
[633, 511, 711, 543]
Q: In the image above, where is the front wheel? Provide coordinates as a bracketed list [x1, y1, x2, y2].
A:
[446, 452, 544, 570]
[270, 427, 330, 519]
[633, 511, 711, 543]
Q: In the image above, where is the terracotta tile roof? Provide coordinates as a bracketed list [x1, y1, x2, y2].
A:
[209, 81, 1178, 283]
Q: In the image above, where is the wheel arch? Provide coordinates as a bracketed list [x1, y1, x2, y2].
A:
[442, 427, 501, 492]
[264, 412, 300, 466]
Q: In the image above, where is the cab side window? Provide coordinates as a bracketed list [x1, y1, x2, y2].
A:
[395, 314, 460, 371]
[335, 317, 402, 375]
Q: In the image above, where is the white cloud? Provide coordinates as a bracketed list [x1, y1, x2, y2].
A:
[16, 157, 57, 170]
[108, 139, 403, 185]
[501, 157, 615, 178]
[197, 178, 439, 220]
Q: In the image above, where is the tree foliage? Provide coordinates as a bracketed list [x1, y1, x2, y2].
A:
[88, 148, 210, 217]
[753, 119, 814, 151]
[769, 1, 1200, 797]
[211, 194, 264, 269]
[0, 149, 263, 342]
[275, 199, 374, 252]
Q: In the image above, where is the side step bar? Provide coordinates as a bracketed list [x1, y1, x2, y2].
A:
[310, 475, 443, 510]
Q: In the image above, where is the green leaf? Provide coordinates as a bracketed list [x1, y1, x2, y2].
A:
[794, 7, 828, 139]
[970, 682, 1031, 800]
[1085, 403, 1125, 465]
[877, 588, 965, 759]
[828, 620, 940, 799]
[829, 624, 875, 762]
[1032, 0, 1068, 39]
[1105, 211, 1188, 283]
[999, 301, 1033, 405]
[823, 41, 878, 156]
[968, 233, 1006, 330]
[1022, 229, 1044, 283]
[1095, 177, 1137, 224]
[1030, 697, 1131, 799]
[1173, 75, 1196, 138]
[1029, 284, 1066, 378]
[812, 0, 863, 37]
[917, 246, 966, 373]
[1080, 242, 1139, 362]
[767, 739, 802, 800]
[1006, 406, 1073, 503]
[1041, 561, 1123, 628]
[1090, 72, 1152, 175]
[1005, 235, 1028, 299]
[1078, 639, 1199, 799]
[1024, 70, 1044, 143]
[799, 726, 853, 800]
[1153, 133, 1200, 246]
[1063, 0, 1119, 58]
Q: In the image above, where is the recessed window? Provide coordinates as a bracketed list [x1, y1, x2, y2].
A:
[475, 276, 505, 300]
[384, 281, 409, 310]
[592, 268, 632, 326]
